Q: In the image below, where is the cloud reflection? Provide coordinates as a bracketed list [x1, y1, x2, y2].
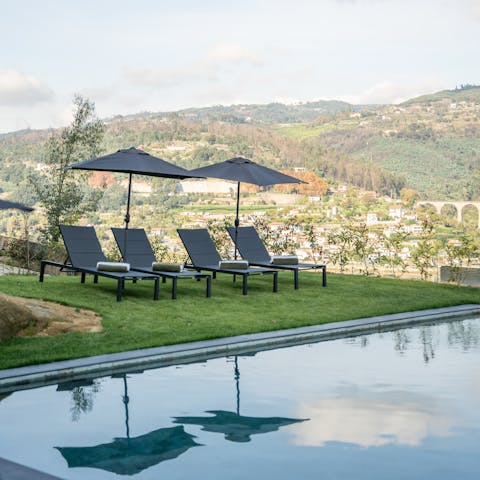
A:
[292, 390, 456, 448]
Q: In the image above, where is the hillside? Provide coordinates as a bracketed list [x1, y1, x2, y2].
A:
[402, 84, 480, 106]
[279, 86, 480, 199]
[0, 86, 479, 204]
[115, 99, 365, 125]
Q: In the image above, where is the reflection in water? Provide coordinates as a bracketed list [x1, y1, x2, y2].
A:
[0, 392, 12, 402]
[56, 425, 200, 476]
[419, 326, 436, 363]
[173, 410, 306, 443]
[448, 321, 480, 350]
[393, 330, 411, 354]
[174, 356, 307, 443]
[292, 390, 456, 448]
[57, 379, 102, 422]
[391, 320, 480, 363]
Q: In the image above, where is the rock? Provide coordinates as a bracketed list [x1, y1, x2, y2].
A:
[0, 292, 102, 340]
[0, 293, 38, 340]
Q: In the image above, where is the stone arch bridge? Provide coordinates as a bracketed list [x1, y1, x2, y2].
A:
[416, 201, 480, 228]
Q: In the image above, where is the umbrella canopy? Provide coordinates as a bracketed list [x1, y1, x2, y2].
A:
[0, 199, 33, 212]
[56, 425, 200, 475]
[65, 146, 203, 229]
[189, 157, 305, 258]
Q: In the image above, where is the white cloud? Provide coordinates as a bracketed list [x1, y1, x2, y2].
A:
[125, 44, 263, 89]
[469, 0, 480, 19]
[291, 392, 457, 448]
[207, 44, 263, 66]
[0, 70, 54, 106]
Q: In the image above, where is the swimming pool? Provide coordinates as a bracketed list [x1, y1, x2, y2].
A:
[0, 317, 479, 479]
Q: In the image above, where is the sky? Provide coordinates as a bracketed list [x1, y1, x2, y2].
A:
[0, 0, 479, 134]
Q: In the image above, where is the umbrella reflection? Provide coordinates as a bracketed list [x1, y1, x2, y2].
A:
[56, 372, 200, 475]
[173, 410, 305, 443]
[173, 356, 307, 442]
[56, 425, 200, 475]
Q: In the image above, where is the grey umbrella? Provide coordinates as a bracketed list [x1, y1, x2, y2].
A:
[0, 199, 33, 212]
[65, 146, 203, 230]
[189, 157, 305, 258]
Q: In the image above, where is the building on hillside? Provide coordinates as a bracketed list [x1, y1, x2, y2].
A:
[389, 205, 404, 219]
[179, 179, 235, 194]
[366, 213, 378, 225]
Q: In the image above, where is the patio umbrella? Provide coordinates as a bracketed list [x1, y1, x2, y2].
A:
[0, 199, 33, 212]
[65, 146, 203, 230]
[189, 157, 305, 258]
[173, 356, 307, 443]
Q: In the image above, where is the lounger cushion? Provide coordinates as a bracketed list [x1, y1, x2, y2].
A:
[271, 255, 299, 265]
[219, 260, 249, 269]
[97, 261, 130, 272]
[152, 262, 184, 272]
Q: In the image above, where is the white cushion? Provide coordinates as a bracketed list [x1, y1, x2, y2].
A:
[96, 261, 130, 272]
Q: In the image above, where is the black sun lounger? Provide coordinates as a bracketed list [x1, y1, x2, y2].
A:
[111, 228, 211, 299]
[177, 228, 278, 295]
[227, 226, 327, 289]
[39, 225, 159, 302]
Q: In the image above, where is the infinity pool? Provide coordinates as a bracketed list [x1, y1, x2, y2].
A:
[1, 317, 479, 479]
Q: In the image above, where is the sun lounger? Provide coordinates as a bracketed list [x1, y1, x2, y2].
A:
[227, 226, 327, 289]
[39, 225, 159, 302]
[177, 228, 278, 295]
[111, 228, 211, 299]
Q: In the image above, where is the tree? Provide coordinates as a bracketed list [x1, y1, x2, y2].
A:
[400, 188, 419, 207]
[411, 218, 437, 280]
[30, 96, 105, 246]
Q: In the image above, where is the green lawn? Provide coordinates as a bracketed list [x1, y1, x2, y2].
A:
[0, 273, 478, 370]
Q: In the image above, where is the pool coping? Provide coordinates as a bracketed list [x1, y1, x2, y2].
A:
[1, 303, 479, 392]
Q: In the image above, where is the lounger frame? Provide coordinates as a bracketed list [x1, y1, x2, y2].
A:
[112, 228, 211, 299]
[227, 226, 327, 289]
[177, 228, 278, 295]
[39, 225, 159, 302]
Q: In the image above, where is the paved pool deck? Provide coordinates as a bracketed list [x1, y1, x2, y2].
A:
[1, 303, 479, 393]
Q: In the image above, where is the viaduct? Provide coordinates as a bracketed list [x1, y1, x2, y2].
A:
[416, 201, 480, 228]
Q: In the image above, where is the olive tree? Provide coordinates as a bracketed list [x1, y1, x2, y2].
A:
[30, 95, 105, 246]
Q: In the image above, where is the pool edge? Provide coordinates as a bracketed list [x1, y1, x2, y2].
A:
[1, 304, 479, 391]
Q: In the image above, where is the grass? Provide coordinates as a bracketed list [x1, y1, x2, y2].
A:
[0, 273, 478, 370]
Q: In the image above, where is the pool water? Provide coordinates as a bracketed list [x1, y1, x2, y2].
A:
[1, 318, 480, 479]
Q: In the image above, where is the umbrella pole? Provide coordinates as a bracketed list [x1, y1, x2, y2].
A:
[234, 182, 240, 260]
[234, 356, 240, 415]
[123, 375, 130, 439]
[125, 173, 132, 230]
[123, 173, 133, 258]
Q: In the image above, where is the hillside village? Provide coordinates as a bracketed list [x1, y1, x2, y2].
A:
[0, 87, 479, 280]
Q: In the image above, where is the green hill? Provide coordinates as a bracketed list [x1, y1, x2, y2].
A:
[1, 86, 479, 204]
[402, 84, 480, 106]
[119, 99, 365, 125]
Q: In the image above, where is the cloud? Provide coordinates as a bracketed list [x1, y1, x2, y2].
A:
[341, 80, 447, 105]
[125, 44, 263, 89]
[0, 70, 54, 106]
[469, 0, 480, 19]
[291, 391, 457, 448]
[207, 44, 263, 66]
